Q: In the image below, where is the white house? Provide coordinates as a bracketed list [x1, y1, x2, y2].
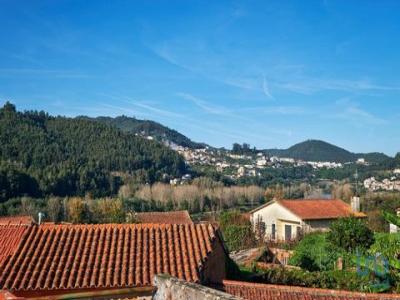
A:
[250, 198, 366, 241]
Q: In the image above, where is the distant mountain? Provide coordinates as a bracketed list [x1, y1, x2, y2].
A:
[87, 116, 392, 164]
[84, 115, 393, 164]
[263, 140, 390, 163]
[85, 116, 206, 149]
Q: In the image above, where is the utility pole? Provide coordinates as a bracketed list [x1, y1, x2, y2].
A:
[354, 169, 359, 197]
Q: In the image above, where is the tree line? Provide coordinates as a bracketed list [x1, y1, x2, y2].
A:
[0, 102, 187, 201]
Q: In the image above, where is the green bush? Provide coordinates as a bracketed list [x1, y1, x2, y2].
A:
[219, 210, 248, 231]
[289, 233, 340, 271]
[218, 210, 256, 252]
[223, 224, 254, 252]
[369, 232, 400, 260]
[259, 268, 376, 292]
[327, 217, 374, 253]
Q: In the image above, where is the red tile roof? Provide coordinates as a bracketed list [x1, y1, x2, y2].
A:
[0, 223, 220, 292]
[0, 216, 34, 226]
[0, 224, 30, 266]
[134, 210, 193, 224]
[278, 199, 366, 220]
[222, 280, 400, 300]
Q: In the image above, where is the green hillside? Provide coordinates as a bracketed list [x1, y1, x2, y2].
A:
[0, 102, 187, 200]
[87, 115, 205, 149]
[264, 140, 390, 163]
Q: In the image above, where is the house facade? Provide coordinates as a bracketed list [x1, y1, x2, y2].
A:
[250, 198, 366, 241]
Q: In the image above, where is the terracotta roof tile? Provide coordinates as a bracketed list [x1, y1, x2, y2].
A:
[0, 223, 219, 292]
[222, 280, 400, 300]
[278, 199, 366, 220]
[0, 224, 30, 266]
[134, 210, 193, 224]
[0, 216, 34, 226]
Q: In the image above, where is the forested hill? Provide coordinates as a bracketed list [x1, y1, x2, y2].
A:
[84, 115, 206, 149]
[0, 102, 187, 200]
[264, 140, 390, 163]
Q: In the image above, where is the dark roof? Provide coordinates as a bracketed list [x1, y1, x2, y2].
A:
[135, 210, 193, 224]
[222, 280, 400, 300]
[0, 223, 219, 292]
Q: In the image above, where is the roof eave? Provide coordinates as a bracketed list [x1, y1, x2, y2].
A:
[249, 200, 276, 214]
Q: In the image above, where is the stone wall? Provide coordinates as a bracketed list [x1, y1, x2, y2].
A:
[153, 274, 240, 300]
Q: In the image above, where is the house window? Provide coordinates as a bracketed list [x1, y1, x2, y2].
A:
[271, 224, 276, 240]
[284, 225, 292, 241]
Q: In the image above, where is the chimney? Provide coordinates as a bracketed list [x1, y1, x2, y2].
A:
[351, 196, 360, 212]
[38, 212, 45, 225]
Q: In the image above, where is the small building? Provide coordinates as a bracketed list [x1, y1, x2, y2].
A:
[356, 157, 366, 164]
[389, 208, 400, 233]
[250, 198, 366, 241]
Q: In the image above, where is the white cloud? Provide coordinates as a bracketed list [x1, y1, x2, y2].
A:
[262, 75, 274, 100]
[277, 78, 400, 95]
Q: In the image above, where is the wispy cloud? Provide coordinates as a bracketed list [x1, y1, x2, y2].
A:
[262, 75, 274, 100]
[97, 92, 184, 119]
[242, 105, 309, 115]
[131, 102, 183, 118]
[98, 103, 148, 118]
[336, 106, 387, 125]
[4, 52, 44, 66]
[176, 92, 232, 116]
[150, 39, 400, 98]
[0, 68, 90, 79]
[222, 77, 257, 90]
[329, 99, 387, 125]
[277, 78, 400, 95]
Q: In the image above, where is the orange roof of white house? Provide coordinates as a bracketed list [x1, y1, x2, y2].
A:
[251, 199, 366, 220]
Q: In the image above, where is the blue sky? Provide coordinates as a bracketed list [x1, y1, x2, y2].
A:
[1, 0, 399, 155]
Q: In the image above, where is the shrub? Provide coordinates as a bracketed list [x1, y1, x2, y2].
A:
[219, 210, 249, 231]
[327, 217, 374, 253]
[219, 210, 255, 251]
[259, 268, 377, 292]
[223, 224, 254, 252]
[369, 232, 400, 261]
[289, 233, 340, 271]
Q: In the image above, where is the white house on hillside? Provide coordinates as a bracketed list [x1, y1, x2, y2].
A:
[250, 198, 366, 241]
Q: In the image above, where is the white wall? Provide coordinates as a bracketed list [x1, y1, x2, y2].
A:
[251, 202, 303, 241]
